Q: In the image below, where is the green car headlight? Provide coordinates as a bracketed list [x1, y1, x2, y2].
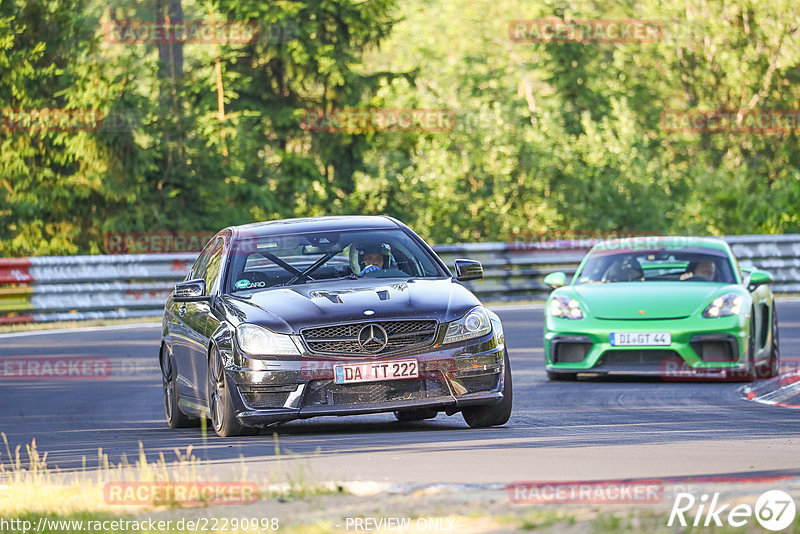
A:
[443, 306, 492, 344]
[549, 295, 584, 319]
[235, 323, 301, 356]
[702, 293, 742, 318]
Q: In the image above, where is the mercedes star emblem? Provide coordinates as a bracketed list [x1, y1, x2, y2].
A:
[358, 324, 388, 353]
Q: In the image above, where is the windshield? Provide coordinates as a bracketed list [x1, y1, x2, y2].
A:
[226, 228, 444, 292]
[575, 248, 736, 284]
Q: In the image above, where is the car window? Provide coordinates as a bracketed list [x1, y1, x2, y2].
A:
[227, 228, 443, 292]
[576, 248, 736, 284]
[198, 237, 225, 292]
[188, 237, 217, 280]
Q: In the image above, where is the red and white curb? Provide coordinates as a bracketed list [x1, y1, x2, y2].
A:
[742, 371, 800, 409]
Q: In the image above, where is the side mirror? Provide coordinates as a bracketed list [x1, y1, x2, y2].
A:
[544, 271, 567, 289]
[748, 269, 772, 291]
[454, 259, 483, 281]
[173, 279, 209, 302]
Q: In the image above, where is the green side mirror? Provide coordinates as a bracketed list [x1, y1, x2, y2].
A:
[544, 271, 567, 289]
[748, 269, 772, 290]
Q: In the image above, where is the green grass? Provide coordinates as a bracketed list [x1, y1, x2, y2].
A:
[0, 433, 347, 518]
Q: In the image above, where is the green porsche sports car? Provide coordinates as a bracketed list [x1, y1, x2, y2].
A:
[543, 236, 780, 381]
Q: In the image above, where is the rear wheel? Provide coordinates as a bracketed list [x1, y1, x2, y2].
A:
[462, 351, 513, 428]
[208, 347, 256, 437]
[161, 346, 197, 428]
[547, 371, 578, 381]
[394, 408, 438, 422]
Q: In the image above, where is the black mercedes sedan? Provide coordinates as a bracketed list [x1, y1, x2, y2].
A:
[160, 216, 512, 436]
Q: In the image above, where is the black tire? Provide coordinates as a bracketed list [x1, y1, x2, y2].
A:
[547, 371, 578, 381]
[763, 307, 780, 378]
[732, 313, 757, 382]
[462, 351, 513, 428]
[394, 408, 438, 422]
[208, 347, 256, 437]
[161, 345, 197, 428]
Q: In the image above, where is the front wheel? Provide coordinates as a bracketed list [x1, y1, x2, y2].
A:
[762, 307, 780, 378]
[462, 351, 513, 428]
[161, 346, 197, 428]
[732, 312, 757, 382]
[208, 347, 256, 437]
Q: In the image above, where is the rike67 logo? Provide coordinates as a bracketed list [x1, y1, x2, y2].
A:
[668, 490, 796, 531]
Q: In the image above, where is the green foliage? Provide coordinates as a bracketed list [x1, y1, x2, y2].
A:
[1, 0, 799, 256]
[354, 0, 800, 242]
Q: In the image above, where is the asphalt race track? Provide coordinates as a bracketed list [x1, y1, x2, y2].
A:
[1, 302, 798, 486]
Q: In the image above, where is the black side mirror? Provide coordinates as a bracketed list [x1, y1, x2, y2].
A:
[454, 259, 483, 281]
[173, 279, 209, 302]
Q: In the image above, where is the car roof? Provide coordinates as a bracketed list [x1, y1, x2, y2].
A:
[228, 216, 401, 238]
[590, 236, 730, 253]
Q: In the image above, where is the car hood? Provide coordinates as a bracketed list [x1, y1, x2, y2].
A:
[570, 282, 734, 319]
[220, 278, 480, 333]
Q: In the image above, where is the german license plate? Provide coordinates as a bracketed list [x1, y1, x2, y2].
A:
[610, 332, 671, 346]
[334, 359, 419, 384]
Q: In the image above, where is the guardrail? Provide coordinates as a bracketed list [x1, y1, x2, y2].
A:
[1, 235, 799, 324]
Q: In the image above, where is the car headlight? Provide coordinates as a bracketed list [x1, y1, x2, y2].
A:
[549, 295, 584, 319]
[702, 293, 743, 318]
[443, 306, 492, 344]
[235, 323, 301, 356]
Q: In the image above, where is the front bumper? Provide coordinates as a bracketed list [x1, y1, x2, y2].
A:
[223, 334, 505, 427]
[544, 313, 749, 378]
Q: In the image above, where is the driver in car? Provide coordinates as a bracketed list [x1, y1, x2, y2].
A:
[680, 260, 715, 281]
[358, 243, 391, 276]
